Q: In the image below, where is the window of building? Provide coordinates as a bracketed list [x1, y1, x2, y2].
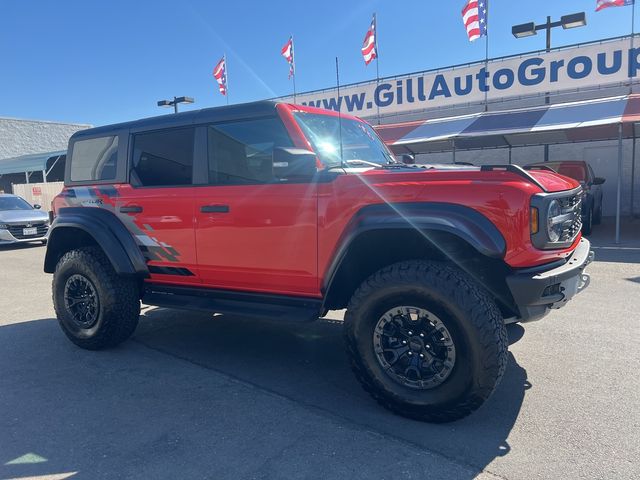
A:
[70, 136, 119, 182]
[207, 117, 293, 185]
[131, 128, 194, 186]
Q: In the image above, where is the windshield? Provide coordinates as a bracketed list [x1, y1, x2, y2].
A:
[0, 196, 33, 211]
[293, 112, 395, 168]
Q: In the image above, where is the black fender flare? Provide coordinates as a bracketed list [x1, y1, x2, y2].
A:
[322, 202, 507, 293]
[44, 207, 148, 277]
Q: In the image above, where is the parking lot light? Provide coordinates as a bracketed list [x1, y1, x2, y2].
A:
[512, 22, 537, 38]
[157, 96, 195, 114]
[561, 13, 587, 30]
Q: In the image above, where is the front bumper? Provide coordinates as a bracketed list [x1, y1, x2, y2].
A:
[506, 238, 593, 322]
[0, 229, 48, 245]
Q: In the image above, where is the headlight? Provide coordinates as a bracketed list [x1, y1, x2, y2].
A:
[547, 200, 563, 242]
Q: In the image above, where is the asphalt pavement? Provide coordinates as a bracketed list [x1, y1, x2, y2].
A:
[0, 225, 638, 480]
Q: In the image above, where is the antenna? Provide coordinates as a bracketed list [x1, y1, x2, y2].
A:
[335, 57, 345, 167]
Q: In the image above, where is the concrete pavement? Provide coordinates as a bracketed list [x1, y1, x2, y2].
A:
[0, 235, 638, 479]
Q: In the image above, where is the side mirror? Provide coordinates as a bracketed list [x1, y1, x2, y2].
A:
[33, 204, 41, 209]
[400, 154, 415, 165]
[273, 147, 317, 180]
[593, 177, 606, 185]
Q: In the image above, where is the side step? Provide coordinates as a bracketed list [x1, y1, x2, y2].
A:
[142, 284, 322, 322]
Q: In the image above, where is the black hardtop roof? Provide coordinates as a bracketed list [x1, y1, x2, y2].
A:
[71, 100, 282, 140]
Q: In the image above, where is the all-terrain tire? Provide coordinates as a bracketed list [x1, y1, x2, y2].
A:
[582, 205, 594, 235]
[344, 260, 508, 423]
[593, 202, 603, 225]
[53, 247, 140, 350]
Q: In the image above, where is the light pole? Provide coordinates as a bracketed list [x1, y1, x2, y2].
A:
[157, 96, 195, 114]
[512, 12, 587, 162]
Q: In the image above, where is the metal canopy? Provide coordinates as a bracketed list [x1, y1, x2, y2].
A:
[375, 94, 640, 245]
[0, 150, 66, 175]
[376, 95, 639, 153]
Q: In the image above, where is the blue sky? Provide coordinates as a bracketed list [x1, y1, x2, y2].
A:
[0, 0, 634, 126]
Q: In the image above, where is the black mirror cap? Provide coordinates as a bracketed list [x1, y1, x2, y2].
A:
[273, 147, 318, 179]
[400, 154, 415, 165]
[593, 177, 606, 185]
[33, 204, 41, 209]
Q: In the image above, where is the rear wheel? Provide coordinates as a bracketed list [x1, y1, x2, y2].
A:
[344, 260, 507, 423]
[582, 206, 593, 235]
[593, 202, 603, 225]
[53, 247, 140, 350]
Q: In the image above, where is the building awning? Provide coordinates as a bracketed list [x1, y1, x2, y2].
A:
[376, 94, 640, 153]
[0, 150, 66, 175]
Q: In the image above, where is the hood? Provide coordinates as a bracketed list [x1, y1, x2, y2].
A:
[0, 209, 49, 224]
[527, 170, 581, 193]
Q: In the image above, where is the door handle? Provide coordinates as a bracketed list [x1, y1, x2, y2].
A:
[201, 204, 230, 213]
[120, 205, 143, 214]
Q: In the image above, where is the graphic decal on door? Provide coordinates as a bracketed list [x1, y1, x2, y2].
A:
[58, 187, 182, 263]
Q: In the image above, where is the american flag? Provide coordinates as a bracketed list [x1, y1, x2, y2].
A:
[212, 56, 227, 96]
[462, 0, 488, 42]
[361, 15, 377, 65]
[281, 36, 295, 79]
[596, 0, 634, 11]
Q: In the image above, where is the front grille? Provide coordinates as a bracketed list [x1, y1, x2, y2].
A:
[557, 194, 582, 243]
[7, 222, 48, 239]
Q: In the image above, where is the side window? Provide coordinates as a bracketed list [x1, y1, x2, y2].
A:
[588, 164, 595, 183]
[70, 136, 118, 182]
[207, 117, 293, 185]
[132, 128, 194, 186]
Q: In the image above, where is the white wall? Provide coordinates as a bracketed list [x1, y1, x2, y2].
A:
[0, 118, 90, 160]
[12, 181, 64, 213]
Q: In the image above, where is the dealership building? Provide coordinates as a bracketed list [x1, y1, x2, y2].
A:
[0, 117, 90, 194]
[281, 35, 640, 236]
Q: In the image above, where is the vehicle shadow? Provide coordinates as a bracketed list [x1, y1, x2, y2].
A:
[0, 314, 528, 479]
[0, 242, 45, 252]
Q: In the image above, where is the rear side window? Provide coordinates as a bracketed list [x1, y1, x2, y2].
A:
[131, 128, 194, 187]
[70, 136, 119, 182]
[207, 117, 293, 184]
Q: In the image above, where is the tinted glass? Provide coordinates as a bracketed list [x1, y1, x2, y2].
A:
[293, 112, 395, 168]
[70, 136, 118, 182]
[546, 162, 587, 182]
[0, 196, 32, 211]
[207, 117, 293, 184]
[132, 128, 194, 186]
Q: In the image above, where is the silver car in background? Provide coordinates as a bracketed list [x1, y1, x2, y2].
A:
[0, 194, 50, 245]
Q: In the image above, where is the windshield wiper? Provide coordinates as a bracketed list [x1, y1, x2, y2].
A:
[344, 159, 382, 168]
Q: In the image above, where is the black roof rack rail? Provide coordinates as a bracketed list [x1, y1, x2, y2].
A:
[523, 165, 557, 173]
[479, 164, 548, 192]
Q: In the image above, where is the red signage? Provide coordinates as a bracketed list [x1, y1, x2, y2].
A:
[32, 186, 42, 196]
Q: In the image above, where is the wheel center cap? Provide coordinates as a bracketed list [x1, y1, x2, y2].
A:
[409, 337, 423, 351]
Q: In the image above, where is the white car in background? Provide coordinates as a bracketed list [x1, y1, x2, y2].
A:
[0, 194, 50, 246]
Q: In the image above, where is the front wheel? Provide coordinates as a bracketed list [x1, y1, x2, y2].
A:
[344, 260, 508, 423]
[53, 247, 140, 350]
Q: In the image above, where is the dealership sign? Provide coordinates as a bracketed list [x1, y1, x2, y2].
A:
[279, 36, 640, 118]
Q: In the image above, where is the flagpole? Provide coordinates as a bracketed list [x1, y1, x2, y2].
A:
[374, 12, 381, 125]
[484, 1, 489, 112]
[225, 53, 229, 105]
[335, 57, 344, 163]
[292, 35, 297, 103]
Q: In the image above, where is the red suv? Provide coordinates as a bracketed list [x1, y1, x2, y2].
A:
[44, 101, 593, 422]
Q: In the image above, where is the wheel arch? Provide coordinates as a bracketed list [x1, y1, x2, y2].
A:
[44, 207, 148, 277]
[321, 203, 516, 316]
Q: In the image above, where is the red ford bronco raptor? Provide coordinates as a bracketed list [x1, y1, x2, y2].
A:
[44, 101, 592, 422]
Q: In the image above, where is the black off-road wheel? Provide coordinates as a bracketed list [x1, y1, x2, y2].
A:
[344, 260, 508, 423]
[53, 247, 140, 350]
